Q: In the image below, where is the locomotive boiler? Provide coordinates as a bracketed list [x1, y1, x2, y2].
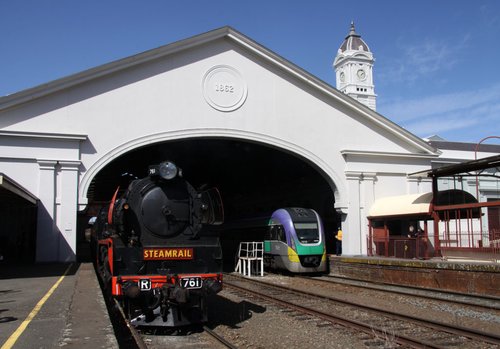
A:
[91, 160, 224, 327]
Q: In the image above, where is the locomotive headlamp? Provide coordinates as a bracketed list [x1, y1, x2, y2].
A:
[159, 161, 178, 180]
[149, 161, 179, 180]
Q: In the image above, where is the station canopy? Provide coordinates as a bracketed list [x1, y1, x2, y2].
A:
[368, 192, 433, 219]
[368, 189, 479, 220]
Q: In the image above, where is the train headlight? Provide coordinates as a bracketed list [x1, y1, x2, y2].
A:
[290, 237, 297, 252]
[159, 161, 178, 180]
[148, 161, 179, 180]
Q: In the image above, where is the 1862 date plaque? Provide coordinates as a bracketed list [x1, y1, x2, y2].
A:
[202, 65, 247, 112]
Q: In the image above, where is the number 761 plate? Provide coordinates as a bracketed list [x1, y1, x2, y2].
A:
[180, 276, 202, 289]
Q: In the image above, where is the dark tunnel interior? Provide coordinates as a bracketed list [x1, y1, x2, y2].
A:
[81, 138, 340, 264]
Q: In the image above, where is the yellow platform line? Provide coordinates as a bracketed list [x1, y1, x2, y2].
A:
[1, 264, 73, 349]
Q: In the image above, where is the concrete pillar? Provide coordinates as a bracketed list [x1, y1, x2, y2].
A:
[361, 172, 377, 254]
[36, 160, 57, 262]
[57, 161, 80, 262]
[344, 171, 362, 255]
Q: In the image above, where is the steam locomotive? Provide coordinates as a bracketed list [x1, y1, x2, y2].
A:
[91, 160, 224, 327]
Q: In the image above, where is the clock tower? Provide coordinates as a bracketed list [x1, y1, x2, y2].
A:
[334, 22, 377, 111]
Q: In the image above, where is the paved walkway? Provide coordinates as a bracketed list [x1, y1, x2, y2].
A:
[0, 263, 118, 349]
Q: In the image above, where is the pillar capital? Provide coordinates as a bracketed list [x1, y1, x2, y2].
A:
[345, 171, 363, 181]
[58, 160, 81, 171]
[362, 172, 377, 181]
[37, 159, 57, 170]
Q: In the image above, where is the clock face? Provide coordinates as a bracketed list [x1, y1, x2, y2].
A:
[357, 69, 366, 80]
[340, 71, 345, 82]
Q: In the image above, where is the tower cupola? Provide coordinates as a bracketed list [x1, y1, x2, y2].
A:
[334, 22, 377, 111]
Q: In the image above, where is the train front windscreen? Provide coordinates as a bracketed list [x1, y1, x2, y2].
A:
[294, 222, 319, 243]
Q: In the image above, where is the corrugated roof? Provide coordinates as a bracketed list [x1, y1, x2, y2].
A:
[428, 154, 500, 178]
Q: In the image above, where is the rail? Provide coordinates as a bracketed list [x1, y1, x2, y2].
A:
[225, 274, 500, 348]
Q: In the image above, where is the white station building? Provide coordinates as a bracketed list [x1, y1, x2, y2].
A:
[0, 25, 497, 263]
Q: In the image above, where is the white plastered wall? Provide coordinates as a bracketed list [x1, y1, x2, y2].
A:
[0, 36, 438, 261]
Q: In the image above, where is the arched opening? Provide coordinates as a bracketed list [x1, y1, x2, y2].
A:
[80, 138, 340, 266]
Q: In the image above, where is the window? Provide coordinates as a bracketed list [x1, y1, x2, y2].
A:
[269, 224, 286, 242]
[294, 222, 319, 243]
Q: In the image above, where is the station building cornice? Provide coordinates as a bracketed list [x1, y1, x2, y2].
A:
[0, 130, 87, 141]
[340, 149, 441, 160]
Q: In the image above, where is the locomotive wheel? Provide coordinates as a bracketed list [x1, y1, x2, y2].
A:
[97, 246, 112, 291]
[102, 255, 112, 289]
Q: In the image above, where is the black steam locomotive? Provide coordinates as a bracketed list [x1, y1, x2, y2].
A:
[91, 161, 224, 327]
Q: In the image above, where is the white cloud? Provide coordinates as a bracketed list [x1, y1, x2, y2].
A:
[405, 40, 457, 75]
[379, 34, 471, 86]
[480, 5, 500, 28]
[378, 83, 500, 141]
[379, 83, 500, 122]
[406, 113, 479, 136]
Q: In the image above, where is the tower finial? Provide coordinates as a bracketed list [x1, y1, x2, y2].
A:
[347, 21, 359, 38]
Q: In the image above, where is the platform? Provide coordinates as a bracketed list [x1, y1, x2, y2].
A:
[0, 262, 118, 349]
[329, 255, 500, 297]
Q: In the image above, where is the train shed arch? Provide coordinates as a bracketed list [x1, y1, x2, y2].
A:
[84, 133, 344, 258]
[80, 129, 345, 207]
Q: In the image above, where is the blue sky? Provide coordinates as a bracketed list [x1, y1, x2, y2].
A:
[1, 0, 499, 143]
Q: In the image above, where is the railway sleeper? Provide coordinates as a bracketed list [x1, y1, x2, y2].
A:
[316, 321, 334, 327]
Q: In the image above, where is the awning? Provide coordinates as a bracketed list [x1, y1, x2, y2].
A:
[368, 192, 433, 218]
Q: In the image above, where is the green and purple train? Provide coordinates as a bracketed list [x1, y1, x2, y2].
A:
[264, 207, 327, 273]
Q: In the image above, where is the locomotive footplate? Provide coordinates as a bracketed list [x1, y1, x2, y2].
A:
[111, 274, 222, 296]
[114, 274, 222, 327]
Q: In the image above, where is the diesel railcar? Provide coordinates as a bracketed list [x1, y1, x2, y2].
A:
[264, 207, 327, 273]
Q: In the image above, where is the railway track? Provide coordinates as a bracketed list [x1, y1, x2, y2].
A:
[96, 263, 238, 348]
[109, 298, 238, 348]
[203, 326, 239, 349]
[138, 326, 238, 349]
[307, 274, 500, 311]
[224, 273, 500, 349]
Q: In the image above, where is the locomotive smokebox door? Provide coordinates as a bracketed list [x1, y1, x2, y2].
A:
[141, 185, 189, 237]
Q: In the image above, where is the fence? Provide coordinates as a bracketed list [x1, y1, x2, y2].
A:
[234, 241, 264, 277]
[438, 229, 500, 261]
[368, 229, 500, 262]
[369, 235, 430, 259]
